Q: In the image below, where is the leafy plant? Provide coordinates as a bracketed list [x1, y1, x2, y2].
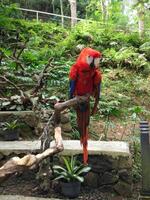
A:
[2, 120, 19, 131]
[53, 156, 91, 183]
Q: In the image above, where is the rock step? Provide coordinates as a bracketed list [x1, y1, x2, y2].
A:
[0, 195, 61, 200]
[0, 140, 130, 158]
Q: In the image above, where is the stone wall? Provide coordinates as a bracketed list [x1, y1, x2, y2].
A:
[83, 154, 132, 197]
[0, 139, 132, 197]
[59, 140, 133, 197]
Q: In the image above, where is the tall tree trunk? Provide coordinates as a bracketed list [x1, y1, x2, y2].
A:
[101, 0, 109, 23]
[60, 0, 64, 27]
[137, 9, 145, 38]
[52, 0, 55, 13]
[134, 0, 145, 37]
[68, 0, 77, 27]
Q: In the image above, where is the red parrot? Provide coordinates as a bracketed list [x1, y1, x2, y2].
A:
[69, 47, 102, 164]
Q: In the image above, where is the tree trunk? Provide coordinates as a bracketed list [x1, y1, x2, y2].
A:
[52, 0, 55, 13]
[68, 0, 77, 27]
[101, 0, 109, 23]
[134, 0, 145, 38]
[60, 0, 64, 27]
[138, 9, 145, 38]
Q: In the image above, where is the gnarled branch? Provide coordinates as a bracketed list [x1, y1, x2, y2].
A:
[0, 96, 88, 182]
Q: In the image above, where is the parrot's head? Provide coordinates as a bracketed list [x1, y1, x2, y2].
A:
[76, 47, 102, 70]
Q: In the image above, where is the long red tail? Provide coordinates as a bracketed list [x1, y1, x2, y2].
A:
[77, 103, 90, 164]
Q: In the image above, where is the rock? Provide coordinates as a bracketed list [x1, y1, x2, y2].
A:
[0, 195, 62, 200]
[99, 171, 119, 185]
[61, 113, 70, 124]
[113, 180, 132, 197]
[75, 44, 85, 53]
[62, 122, 72, 133]
[111, 197, 124, 200]
[99, 185, 114, 193]
[118, 156, 132, 169]
[0, 111, 42, 137]
[84, 172, 99, 188]
[118, 169, 132, 184]
[88, 155, 118, 173]
[0, 111, 38, 127]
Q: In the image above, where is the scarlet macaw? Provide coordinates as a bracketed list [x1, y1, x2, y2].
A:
[69, 47, 102, 164]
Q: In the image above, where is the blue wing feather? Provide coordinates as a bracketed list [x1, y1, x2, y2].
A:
[69, 80, 76, 99]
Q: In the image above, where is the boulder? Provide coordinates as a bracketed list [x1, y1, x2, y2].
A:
[118, 156, 132, 169]
[100, 171, 119, 185]
[0, 111, 42, 138]
[113, 180, 132, 197]
[84, 172, 99, 188]
[118, 169, 132, 184]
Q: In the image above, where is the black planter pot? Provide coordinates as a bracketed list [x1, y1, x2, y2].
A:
[61, 181, 81, 198]
[3, 130, 19, 141]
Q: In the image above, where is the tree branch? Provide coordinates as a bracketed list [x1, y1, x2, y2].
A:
[0, 127, 63, 182]
[0, 75, 33, 107]
[0, 96, 88, 182]
[32, 58, 53, 95]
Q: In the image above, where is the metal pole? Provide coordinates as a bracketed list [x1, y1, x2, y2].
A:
[139, 121, 150, 199]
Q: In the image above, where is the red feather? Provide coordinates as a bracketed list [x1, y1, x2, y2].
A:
[76, 102, 90, 164]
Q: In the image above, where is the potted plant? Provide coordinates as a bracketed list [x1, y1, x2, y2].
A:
[2, 120, 19, 141]
[53, 156, 91, 198]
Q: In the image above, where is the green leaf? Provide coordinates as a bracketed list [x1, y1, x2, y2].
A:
[54, 175, 65, 181]
[73, 175, 84, 182]
[62, 157, 72, 174]
[76, 166, 91, 176]
[71, 155, 76, 170]
[53, 165, 67, 172]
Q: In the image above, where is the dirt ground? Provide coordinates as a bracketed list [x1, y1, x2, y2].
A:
[0, 170, 141, 200]
[89, 118, 142, 141]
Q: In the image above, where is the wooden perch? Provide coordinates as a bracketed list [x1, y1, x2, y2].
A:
[54, 95, 89, 125]
[0, 127, 63, 182]
[54, 95, 89, 112]
[0, 96, 88, 182]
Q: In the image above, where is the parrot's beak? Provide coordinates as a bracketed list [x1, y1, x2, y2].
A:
[86, 56, 101, 68]
[94, 58, 100, 68]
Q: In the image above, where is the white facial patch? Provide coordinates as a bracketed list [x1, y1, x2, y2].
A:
[94, 58, 100, 67]
[86, 56, 93, 65]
